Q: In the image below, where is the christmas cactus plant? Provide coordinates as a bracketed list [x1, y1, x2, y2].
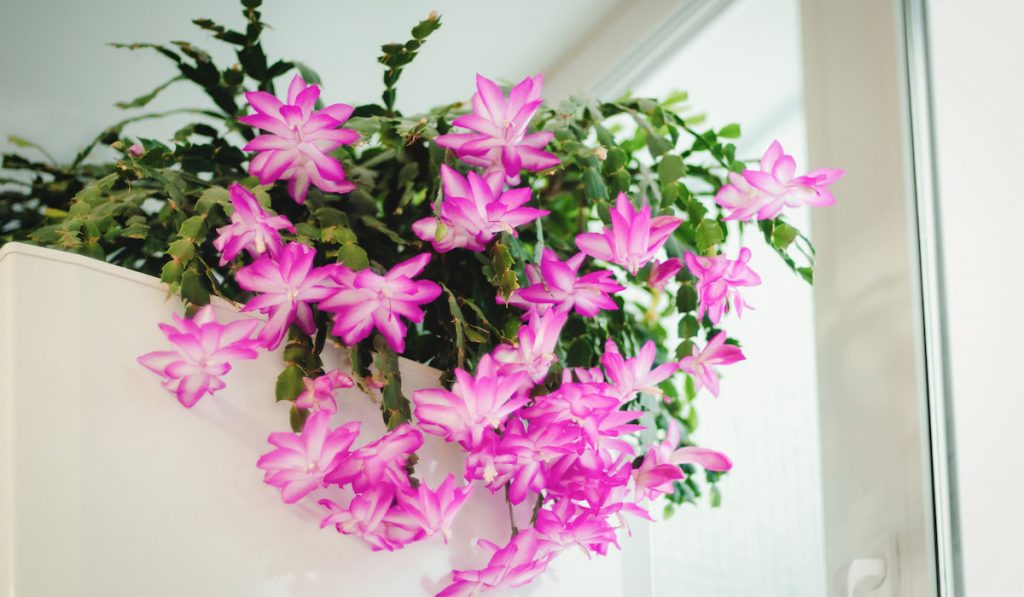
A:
[0, 2, 842, 594]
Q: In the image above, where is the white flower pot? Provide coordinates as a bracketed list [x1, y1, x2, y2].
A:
[0, 242, 651, 596]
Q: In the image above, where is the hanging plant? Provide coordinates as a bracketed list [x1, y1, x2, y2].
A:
[0, 1, 843, 594]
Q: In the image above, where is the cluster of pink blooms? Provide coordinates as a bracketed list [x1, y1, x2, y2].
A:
[411, 319, 730, 593]
[136, 71, 843, 595]
[257, 411, 473, 551]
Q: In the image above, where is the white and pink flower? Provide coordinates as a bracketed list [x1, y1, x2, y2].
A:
[507, 249, 623, 318]
[715, 140, 845, 220]
[413, 357, 530, 450]
[137, 305, 260, 408]
[412, 165, 548, 253]
[235, 242, 336, 350]
[435, 74, 560, 185]
[685, 248, 761, 324]
[575, 192, 683, 275]
[294, 370, 354, 413]
[678, 332, 746, 397]
[241, 74, 359, 203]
[256, 412, 361, 504]
[212, 183, 295, 265]
[319, 253, 442, 353]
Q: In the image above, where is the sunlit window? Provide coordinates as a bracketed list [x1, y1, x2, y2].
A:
[632, 1, 827, 594]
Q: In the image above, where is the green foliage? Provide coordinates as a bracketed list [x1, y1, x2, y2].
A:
[0, 0, 819, 510]
[276, 325, 325, 431]
[373, 334, 411, 429]
[378, 12, 442, 114]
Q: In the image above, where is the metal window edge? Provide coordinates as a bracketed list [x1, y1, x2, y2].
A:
[901, 0, 964, 594]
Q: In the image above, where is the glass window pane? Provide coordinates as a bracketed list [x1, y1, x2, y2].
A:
[632, 1, 827, 594]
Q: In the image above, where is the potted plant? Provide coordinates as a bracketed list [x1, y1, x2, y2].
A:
[0, 1, 842, 594]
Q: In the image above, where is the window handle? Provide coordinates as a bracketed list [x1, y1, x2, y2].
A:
[846, 557, 887, 597]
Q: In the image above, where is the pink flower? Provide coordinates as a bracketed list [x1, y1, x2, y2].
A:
[551, 461, 627, 505]
[240, 74, 359, 203]
[672, 445, 733, 472]
[294, 370, 354, 413]
[463, 438, 516, 488]
[647, 257, 683, 290]
[490, 310, 567, 385]
[319, 486, 403, 551]
[508, 249, 624, 318]
[212, 183, 295, 265]
[715, 140, 845, 220]
[520, 380, 639, 451]
[534, 500, 619, 557]
[631, 457, 684, 501]
[581, 481, 651, 528]
[385, 475, 472, 543]
[569, 365, 606, 384]
[438, 530, 559, 597]
[435, 74, 560, 185]
[324, 424, 423, 493]
[633, 421, 732, 501]
[412, 165, 548, 253]
[575, 193, 683, 275]
[493, 418, 582, 504]
[684, 248, 761, 324]
[319, 253, 442, 353]
[235, 242, 336, 350]
[677, 332, 746, 397]
[601, 339, 678, 402]
[256, 411, 361, 504]
[520, 382, 620, 429]
[128, 143, 143, 157]
[412, 357, 530, 449]
[138, 305, 260, 408]
[588, 409, 646, 453]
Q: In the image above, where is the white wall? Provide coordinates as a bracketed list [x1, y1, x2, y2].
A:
[0, 0, 618, 162]
[928, 0, 1024, 593]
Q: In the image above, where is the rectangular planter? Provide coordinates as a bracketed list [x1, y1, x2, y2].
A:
[0, 242, 650, 596]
